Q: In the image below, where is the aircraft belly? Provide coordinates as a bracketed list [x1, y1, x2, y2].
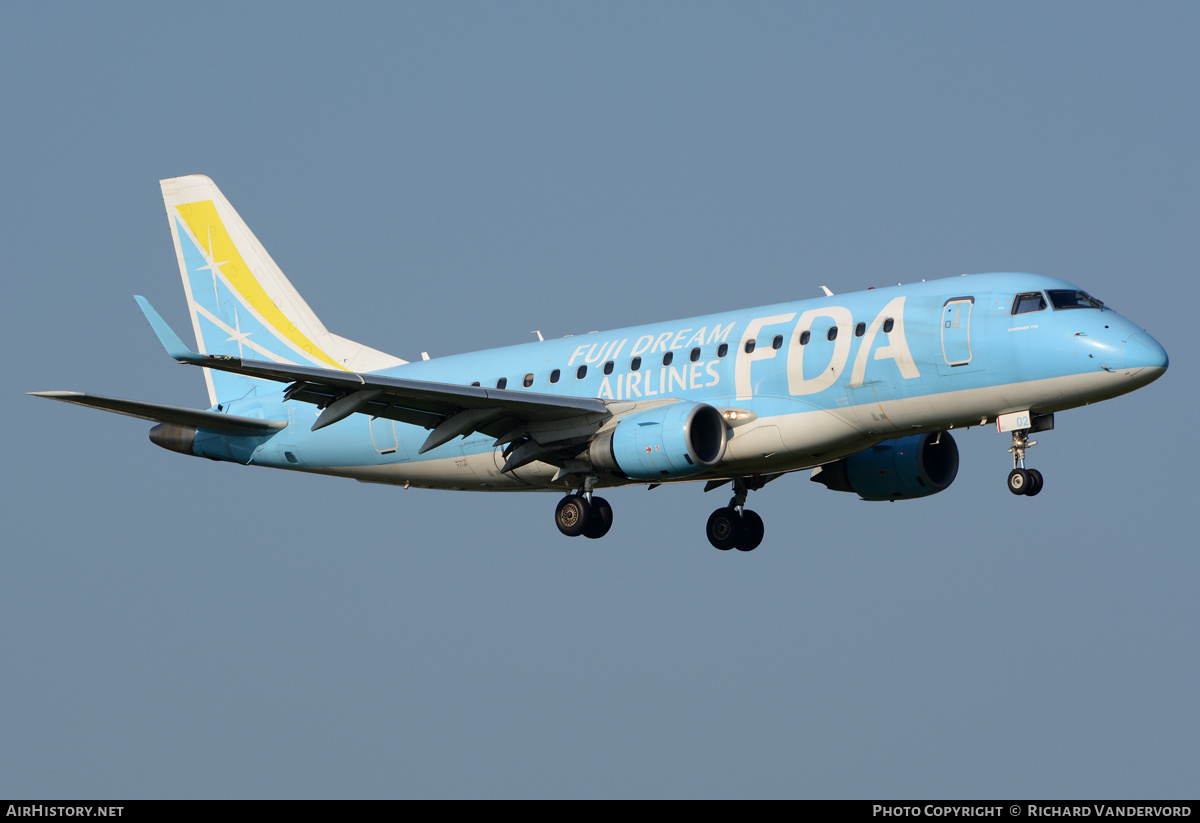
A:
[724, 424, 786, 463]
[452, 437, 507, 488]
[775, 406, 867, 460]
[845, 381, 898, 433]
[490, 448, 561, 488]
[345, 451, 534, 490]
[870, 369, 1140, 433]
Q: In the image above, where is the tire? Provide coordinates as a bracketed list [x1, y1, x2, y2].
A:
[1025, 469, 1043, 497]
[583, 497, 613, 539]
[555, 495, 591, 537]
[736, 510, 764, 552]
[1007, 468, 1030, 496]
[706, 507, 741, 551]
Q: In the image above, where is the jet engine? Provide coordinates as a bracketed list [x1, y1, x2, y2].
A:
[589, 401, 727, 480]
[811, 431, 959, 501]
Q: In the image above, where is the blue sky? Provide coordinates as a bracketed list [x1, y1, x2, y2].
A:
[3, 2, 1198, 798]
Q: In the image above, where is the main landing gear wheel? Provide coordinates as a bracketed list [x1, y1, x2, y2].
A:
[555, 495, 591, 537]
[706, 503, 765, 552]
[706, 508, 741, 551]
[583, 497, 613, 539]
[737, 510, 764, 552]
[705, 478, 767, 552]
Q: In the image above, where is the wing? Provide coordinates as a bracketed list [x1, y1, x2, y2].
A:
[136, 297, 611, 471]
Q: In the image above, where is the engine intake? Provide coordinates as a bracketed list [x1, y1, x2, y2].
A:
[589, 401, 727, 480]
[811, 431, 959, 501]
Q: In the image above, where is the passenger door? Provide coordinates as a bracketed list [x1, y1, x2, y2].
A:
[938, 296, 983, 375]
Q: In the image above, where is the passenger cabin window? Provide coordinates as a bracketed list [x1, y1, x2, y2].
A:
[717, 343, 728, 358]
[883, 318, 894, 334]
[523, 374, 534, 388]
[799, 331, 810, 345]
[550, 369, 560, 384]
[470, 381, 480, 387]
[827, 327, 838, 342]
[1013, 292, 1047, 314]
[745, 339, 756, 353]
[496, 377, 507, 389]
[662, 351, 673, 366]
[1048, 289, 1104, 310]
[576, 365, 587, 379]
[690, 347, 701, 362]
[631, 357, 642, 371]
[855, 322, 866, 338]
[603, 361, 614, 375]
[772, 335, 783, 350]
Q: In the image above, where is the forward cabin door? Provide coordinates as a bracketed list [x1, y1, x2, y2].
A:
[938, 296, 983, 375]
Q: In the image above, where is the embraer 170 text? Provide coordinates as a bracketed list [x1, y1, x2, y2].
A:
[33, 176, 1169, 551]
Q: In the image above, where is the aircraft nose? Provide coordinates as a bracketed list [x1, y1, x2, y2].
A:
[1125, 332, 1168, 380]
[1127, 332, 1168, 370]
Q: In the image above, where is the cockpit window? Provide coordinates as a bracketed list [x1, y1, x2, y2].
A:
[1047, 289, 1104, 310]
[1012, 292, 1047, 315]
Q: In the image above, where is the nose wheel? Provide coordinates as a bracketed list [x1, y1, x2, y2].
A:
[1007, 467, 1043, 496]
[1007, 429, 1044, 497]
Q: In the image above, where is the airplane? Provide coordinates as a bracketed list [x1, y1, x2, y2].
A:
[31, 175, 1169, 551]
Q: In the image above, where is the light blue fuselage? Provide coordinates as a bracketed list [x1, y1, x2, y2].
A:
[193, 272, 1167, 491]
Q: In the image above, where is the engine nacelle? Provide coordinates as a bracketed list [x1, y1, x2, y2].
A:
[149, 423, 196, 456]
[589, 401, 727, 480]
[811, 431, 959, 501]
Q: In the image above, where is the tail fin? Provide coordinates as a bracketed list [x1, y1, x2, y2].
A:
[160, 175, 406, 405]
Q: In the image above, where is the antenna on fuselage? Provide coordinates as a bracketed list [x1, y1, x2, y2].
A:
[820, 286, 834, 297]
[532, 330, 544, 342]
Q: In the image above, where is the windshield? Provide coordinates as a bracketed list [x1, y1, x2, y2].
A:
[1012, 292, 1047, 314]
[1047, 289, 1104, 310]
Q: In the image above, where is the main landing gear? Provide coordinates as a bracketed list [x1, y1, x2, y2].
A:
[705, 477, 764, 552]
[554, 476, 613, 539]
[552, 474, 768, 550]
[1006, 428, 1044, 497]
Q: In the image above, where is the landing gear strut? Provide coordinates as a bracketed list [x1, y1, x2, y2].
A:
[1007, 429, 1044, 497]
[705, 477, 765, 552]
[554, 475, 613, 539]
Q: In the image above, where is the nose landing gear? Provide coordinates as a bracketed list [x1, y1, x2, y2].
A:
[1006, 428, 1044, 497]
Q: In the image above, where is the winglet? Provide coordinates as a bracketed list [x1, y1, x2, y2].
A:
[135, 296, 202, 362]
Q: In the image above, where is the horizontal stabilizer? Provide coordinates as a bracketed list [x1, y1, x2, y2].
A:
[29, 391, 286, 435]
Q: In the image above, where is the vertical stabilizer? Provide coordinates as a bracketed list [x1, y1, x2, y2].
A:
[160, 175, 406, 405]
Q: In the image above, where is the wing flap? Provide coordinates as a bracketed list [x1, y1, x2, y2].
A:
[220, 357, 608, 441]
